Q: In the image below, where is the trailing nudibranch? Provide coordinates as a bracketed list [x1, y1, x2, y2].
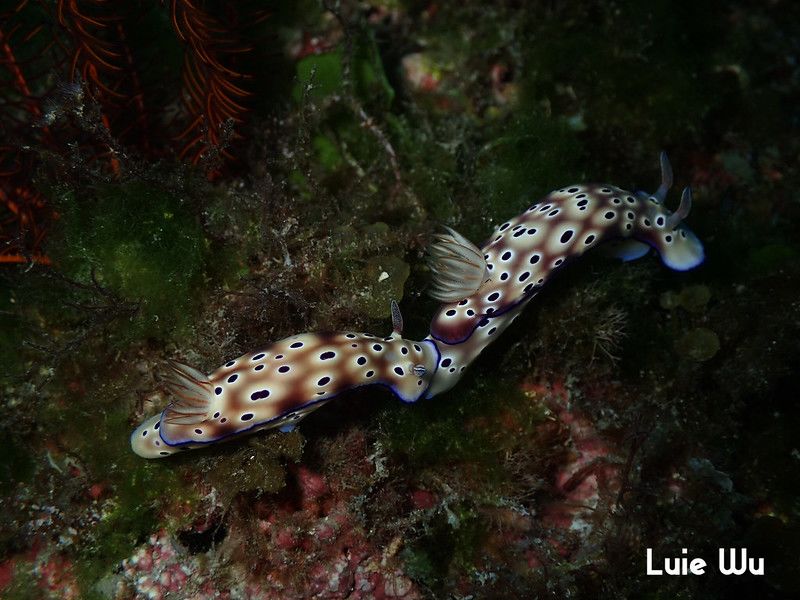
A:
[422, 153, 704, 397]
[131, 302, 440, 458]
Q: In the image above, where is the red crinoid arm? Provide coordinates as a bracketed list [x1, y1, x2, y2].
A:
[211, 82, 248, 117]
[182, 52, 206, 109]
[56, 0, 157, 159]
[171, 0, 254, 174]
[113, 22, 148, 151]
[0, 186, 51, 266]
[174, 114, 204, 142]
[0, 255, 51, 264]
[170, 0, 187, 42]
[0, 4, 59, 267]
[0, 27, 42, 118]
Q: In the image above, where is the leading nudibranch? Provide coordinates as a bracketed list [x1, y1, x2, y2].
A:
[422, 153, 704, 397]
[131, 302, 439, 458]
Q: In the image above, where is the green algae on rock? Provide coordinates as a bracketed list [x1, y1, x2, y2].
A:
[675, 327, 721, 362]
[355, 256, 411, 319]
[204, 430, 306, 504]
[53, 181, 207, 342]
[660, 284, 712, 313]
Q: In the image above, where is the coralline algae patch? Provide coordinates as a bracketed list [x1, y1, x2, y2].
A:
[118, 464, 420, 600]
[122, 533, 195, 599]
[0, 452, 417, 599]
[0, 371, 757, 598]
[523, 380, 622, 561]
[0, 550, 81, 600]
[464, 377, 624, 574]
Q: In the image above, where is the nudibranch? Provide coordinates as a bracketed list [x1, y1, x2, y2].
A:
[423, 153, 704, 397]
[131, 302, 439, 458]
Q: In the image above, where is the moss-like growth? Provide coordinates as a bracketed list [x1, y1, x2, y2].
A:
[660, 285, 712, 313]
[293, 33, 394, 109]
[400, 504, 487, 593]
[518, 1, 727, 149]
[40, 365, 198, 592]
[52, 180, 207, 343]
[747, 243, 798, 274]
[675, 327, 721, 362]
[379, 372, 547, 481]
[352, 255, 410, 319]
[204, 430, 306, 505]
[475, 112, 583, 230]
[294, 50, 344, 102]
[1, 564, 41, 600]
[0, 433, 35, 495]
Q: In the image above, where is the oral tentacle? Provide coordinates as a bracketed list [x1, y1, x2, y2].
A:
[654, 150, 673, 203]
[665, 186, 692, 230]
[390, 299, 404, 335]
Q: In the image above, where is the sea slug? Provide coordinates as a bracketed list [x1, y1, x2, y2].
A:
[422, 153, 704, 396]
[132, 302, 439, 458]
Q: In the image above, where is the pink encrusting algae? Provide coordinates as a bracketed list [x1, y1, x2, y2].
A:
[525, 380, 622, 564]
[118, 449, 422, 599]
